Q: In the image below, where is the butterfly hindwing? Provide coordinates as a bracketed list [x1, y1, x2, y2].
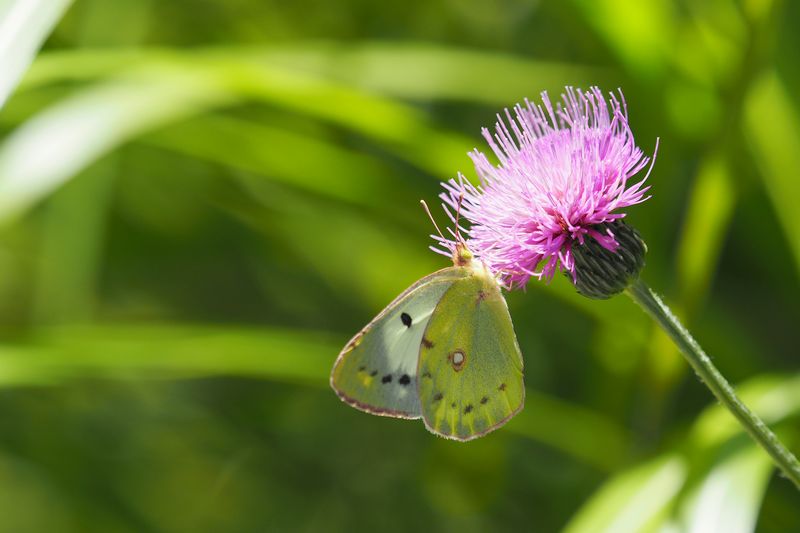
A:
[418, 268, 524, 440]
[331, 267, 469, 418]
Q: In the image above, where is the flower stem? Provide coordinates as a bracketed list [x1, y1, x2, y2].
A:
[626, 278, 800, 489]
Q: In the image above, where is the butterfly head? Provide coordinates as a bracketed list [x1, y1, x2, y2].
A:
[453, 241, 473, 267]
[421, 197, 481, 271]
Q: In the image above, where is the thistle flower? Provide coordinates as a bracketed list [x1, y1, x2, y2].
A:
[433, 87, 657, 293]
[426, 87, 800, 487]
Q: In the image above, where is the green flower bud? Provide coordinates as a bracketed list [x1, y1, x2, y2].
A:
[570, 220, 647, 300]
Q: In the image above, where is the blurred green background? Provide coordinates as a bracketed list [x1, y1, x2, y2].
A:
[0, 0, 798, 531]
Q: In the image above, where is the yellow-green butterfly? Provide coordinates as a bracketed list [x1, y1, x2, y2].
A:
[330, 243, 524, 441]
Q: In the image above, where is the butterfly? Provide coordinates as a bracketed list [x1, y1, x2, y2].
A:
[330, 240, 524, 441]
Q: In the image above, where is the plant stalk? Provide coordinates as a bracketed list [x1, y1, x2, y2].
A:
[626, 278, 800, 489]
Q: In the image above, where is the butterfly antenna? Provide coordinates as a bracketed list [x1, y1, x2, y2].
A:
[449, 190, 475, 267]
[420, 200, 446, 242]
[454, 191, 465, 245]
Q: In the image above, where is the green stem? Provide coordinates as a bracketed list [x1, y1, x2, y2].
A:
[626, 278, 800, 489]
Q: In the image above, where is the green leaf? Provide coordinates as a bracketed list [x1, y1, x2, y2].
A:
[642, 153, 737, 388]
[563, 455, 687, 533]
[0, 67, 232, 223]
[0, 56, 471, 223]
[212, 59, 472, 176]
[20, 44, 599, 106]
[143, 113, 398, 207]
[674, 154, 736, 313]
[569, 0, 675, 79]
[564, 374, 800, 531]
[0, 319, 630, 470]
[253, 42, 603, 104]
[0, 0, 73, 107]
[0, 45, 597, 225]
[744, 71, 800, 274]
[671, 444, 773, 533]
[31, 157, 116, 325]
[0, 324, 337, 386]
[689, 374, 800, 450]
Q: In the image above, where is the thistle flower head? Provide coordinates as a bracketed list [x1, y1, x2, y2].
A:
[433, 86, 657, 290]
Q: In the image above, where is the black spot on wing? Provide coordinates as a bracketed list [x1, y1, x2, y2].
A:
[399, 374, 411, 386]
[370, 370, 378, 377]
[400, 312, 412, 328]
[381, 374, 392, 384]
[464, 404, 474, 414]
[480, 396, 489, 405]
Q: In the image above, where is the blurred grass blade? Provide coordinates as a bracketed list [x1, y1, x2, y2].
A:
[642, 153, 737, 389]
[32, 157, 116, 325]
[144, 114, 398, 207]
[0, 0, 72, 107]
[0, 53, 617, 323]
[568, 374, 800, 532]
[20, 44, 600, 106]
[569, 0, 674, 79]
[675, 444, 773, 533]
[674, 153, 735, 314]
[0, 324, 338, 386]
[0, 58, 470, 222]
[563, 456, 687, 533]
[0, 68, 231, 223]
[215, 60, 472, 176]
[254, 43, 602, 104]
[0, 319, 631, 470]
[744, 71, 800, 274]
[13, 46, 596, 174]
[20, 49, 475, 176]
[690, 374, 800, 450]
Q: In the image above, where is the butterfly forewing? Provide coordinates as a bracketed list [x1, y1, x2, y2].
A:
[331, 268, 469, 418]
[417, 270, 524, 440]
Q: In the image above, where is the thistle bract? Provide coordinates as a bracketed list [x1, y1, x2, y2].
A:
[433, 87, 657, 291]
[571, 220, 646, 299]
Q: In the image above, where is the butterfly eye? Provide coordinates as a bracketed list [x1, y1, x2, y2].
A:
[449, 350, 467, 371]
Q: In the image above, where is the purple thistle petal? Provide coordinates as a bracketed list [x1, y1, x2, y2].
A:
[435, 87, 657, 289]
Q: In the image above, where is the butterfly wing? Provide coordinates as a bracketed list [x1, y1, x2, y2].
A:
[418, 268, 524, 441]
[331, 267, 469, 418]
